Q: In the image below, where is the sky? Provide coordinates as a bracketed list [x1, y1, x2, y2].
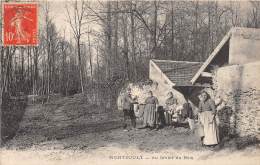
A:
[41, 1, 103, 43]
[43, 1, 73, 40]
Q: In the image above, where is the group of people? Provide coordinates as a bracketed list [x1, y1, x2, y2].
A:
[121, 88, 220, 147]
[138, 90, 195, 131]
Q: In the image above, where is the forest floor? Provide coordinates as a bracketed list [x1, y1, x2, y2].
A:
[1, 94, 259, 165]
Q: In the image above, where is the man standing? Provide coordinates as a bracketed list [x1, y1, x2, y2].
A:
[122, 88, 137, 131]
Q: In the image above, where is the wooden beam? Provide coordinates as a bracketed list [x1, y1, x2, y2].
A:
[201, 72, 213, 77]
[193, 83, 212, 88]
[190, 29, 232, 84]
[151, 59, 203, 64]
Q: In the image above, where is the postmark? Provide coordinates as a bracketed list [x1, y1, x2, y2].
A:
[2, 3, 38, 46]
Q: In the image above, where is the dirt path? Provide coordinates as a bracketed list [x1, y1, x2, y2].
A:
[1, 98, 260, 165]
[1, 127, 259, 165]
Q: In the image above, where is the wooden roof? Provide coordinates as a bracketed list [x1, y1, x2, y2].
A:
[151, 59, 203, 86]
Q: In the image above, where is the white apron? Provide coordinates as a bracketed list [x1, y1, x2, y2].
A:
[199, 111, 219, 145]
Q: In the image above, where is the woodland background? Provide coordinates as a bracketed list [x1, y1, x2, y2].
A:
[1, 1, 260, 109]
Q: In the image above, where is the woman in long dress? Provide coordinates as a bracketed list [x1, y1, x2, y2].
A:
[164, 92, 177, 126]
[142, 91, 159, 129]
[198, 91, 219, 146]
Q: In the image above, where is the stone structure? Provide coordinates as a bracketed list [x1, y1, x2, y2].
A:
[117, 60, 205, 116]
[117, 27, 260, 140]
[149, 59, 204, 106]
[229, 28, 260, 64]
[214, 62, 260, 139]
[192, 27, 260, 139]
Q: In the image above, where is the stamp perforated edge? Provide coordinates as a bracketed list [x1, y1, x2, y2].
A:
[1, 2, 39, 47]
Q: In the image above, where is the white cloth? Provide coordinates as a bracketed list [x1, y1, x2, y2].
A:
[187, 118, 195, 130]
[199, 111, 219, 145]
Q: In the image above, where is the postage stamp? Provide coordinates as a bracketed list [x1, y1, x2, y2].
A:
[2, 3, 38, 46]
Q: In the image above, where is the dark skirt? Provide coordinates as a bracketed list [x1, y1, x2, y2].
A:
[143, 104, 156, 127]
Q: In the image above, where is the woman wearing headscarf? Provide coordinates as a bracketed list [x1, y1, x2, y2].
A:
[198, 91, 219, 146]
[142, 91, 159, 129]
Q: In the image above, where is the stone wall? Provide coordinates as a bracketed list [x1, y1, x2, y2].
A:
[214, 62, 260, 139]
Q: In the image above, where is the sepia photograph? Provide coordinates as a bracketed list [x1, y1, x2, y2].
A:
[0, 0, 259, 165]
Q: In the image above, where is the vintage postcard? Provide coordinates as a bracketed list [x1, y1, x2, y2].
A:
[0, 0, 259, 165]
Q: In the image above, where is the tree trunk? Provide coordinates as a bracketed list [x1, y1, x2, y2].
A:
[171, 2, 175, 59]
[131, 2, 137, 80]
[193, 1, 198, 61]
[153, 1, 158, 58]
[122, 16, 129, 80]
[77, 38, 84, 93]
[88, 32, 93, 85]
[113, 1, 119, 61]
[106, 1, 112, 80]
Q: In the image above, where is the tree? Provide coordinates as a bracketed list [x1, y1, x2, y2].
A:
[66, 0, 87, 93]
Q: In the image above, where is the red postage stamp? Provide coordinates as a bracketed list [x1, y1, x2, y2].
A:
[2, 3, 38, 46]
